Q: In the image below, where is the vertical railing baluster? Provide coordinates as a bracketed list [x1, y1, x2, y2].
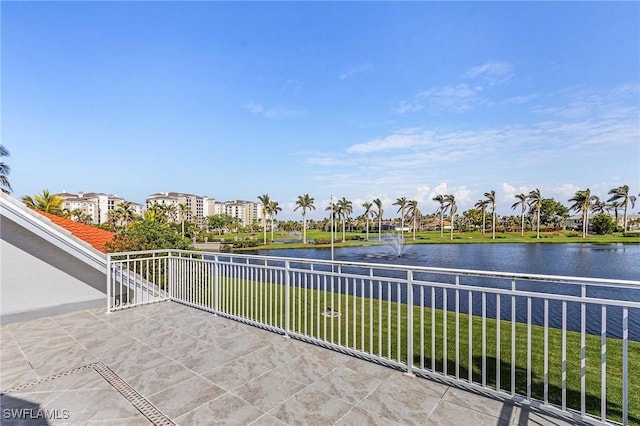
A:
[601, 305, 606, 422]
[284, 261, 290, 337]
[496, 293, 501, 392]
[581, 284, 586, 417]
[622, 307, 628, 426]
[406, 271, 414, 376]
[544, 299, 549, 405]
[511, 279, 516, 397]
[562, 300, 567, 410]
[468, 289, 473, 384]
[455, 275, 460, 379]
[527, 296, 531, 400]
[482, 292, 487, 388]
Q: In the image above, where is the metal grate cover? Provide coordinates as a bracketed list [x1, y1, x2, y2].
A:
[92, 362, 175, 426]
[3, 362, 174, 426]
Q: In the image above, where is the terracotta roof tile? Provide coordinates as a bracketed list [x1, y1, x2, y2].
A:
[36, 211, 115, 253]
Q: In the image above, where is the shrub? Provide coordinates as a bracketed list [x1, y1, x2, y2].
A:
[591, 213, 616, 235]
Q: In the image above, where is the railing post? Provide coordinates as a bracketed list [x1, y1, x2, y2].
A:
[214, 255, 219, 314]
[106, 254, 112, 313]
[284, 260, 291, 338]
[405, 270, 415, 377]
[168, 251, 174, 301]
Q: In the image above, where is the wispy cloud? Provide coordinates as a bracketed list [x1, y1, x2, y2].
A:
[395, 84, 482, 114]
[339, 63, 372, 80]
[245, 101, 305, 119]
[462, 61, 514, 85]
[305, 83, 638, 214]
[395, 61, 515, 115]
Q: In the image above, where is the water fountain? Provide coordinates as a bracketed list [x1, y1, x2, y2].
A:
[384, 232, 409, 257]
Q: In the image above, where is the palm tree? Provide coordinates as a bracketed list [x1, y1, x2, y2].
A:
[268, 200, 282, 242]
[484, 190, 497, 239]
[337, 197, 353, 242]
[474, 199, 489, 235]
[511, 193, 528, 236]
[608, 185, 637, 232]
[527, 188, 543, 239]
[326, 201, 339, 242]
[373, 198, 383, 241]
[177, 203, 188, 237]
[568, 188, 598, 238]
[433, 194, 446, 238]
[163, 203, 177, 223]
[0, 145, 12, 194]
[591, 199, 608, 215]
[22, 190, 63, 214]
[608, 200, 621, 229]
[444, 194, 457, 240]
[294, 194, 315, 244]
[145, 202, 165, 223]
[257, 194, 271, 244]
[393, 197, 408, 240]
[407, 200, 420, 240]
[362, 201, 373, 241]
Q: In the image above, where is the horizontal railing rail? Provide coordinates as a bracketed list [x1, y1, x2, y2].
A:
[107, 249, 640, 425]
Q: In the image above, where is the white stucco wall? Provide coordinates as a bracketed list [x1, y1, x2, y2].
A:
[0, 217, 106, 323]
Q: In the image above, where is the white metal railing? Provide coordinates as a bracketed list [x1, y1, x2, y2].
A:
[107, 249, 640, 425]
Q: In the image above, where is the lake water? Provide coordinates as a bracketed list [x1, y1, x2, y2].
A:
[248, 243, 640, 339]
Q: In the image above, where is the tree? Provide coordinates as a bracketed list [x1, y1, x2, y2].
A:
[106, 219, 193, 252]
[527, 188, 543, 239]
[568, 188, 598, 238]
[373, 198, 383, 241]
[362, 201, 373, 241]
[257, 194, 271, 244]
[145, 202, 167, 223]
[539, 198, 569, 227]
[591, 200, 608, 215]
[326, 201, 339, 242]
[511, 193, 528, 236]
[337, 197, 352, 242]
[268, 200, 282, 242]
[407, 200, 420, 240]
[608, 185, 637, 232]
[294, 194, 315, 244]
[0, 145, 11, 194]
[484, 190, 497, 239]
[474, 199, 489, 236]
[591, 213, 616, 235]
[116, 201, 137, 229]
[444, 194, 457, 240]
[22, 190, 64, 214]
[177, 203, 188, 237]
[433, 194, 446, 238]
[393, 197, 408, 240]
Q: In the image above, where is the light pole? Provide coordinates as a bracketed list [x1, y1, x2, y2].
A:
[330, 195, 334, 263]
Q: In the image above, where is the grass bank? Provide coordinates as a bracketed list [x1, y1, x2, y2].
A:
[228, 229, 640, 251]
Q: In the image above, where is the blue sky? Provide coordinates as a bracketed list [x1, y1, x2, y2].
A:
[3, 1, 639, 220]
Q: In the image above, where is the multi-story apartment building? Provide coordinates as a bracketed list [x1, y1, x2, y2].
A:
[218, 200, 261, 227]
[146, 192, 208, 225]
[55, 192, 141, 224]
[148, 194, 261, 228]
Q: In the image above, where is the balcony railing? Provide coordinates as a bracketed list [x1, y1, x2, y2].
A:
[107, 249, 640, 425]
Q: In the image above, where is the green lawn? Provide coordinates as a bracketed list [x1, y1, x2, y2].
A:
[182, 276, 639, 424]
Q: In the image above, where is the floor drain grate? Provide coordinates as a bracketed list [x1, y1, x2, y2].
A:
[92, 362, 175, 426]
[2, 363, 99, 394]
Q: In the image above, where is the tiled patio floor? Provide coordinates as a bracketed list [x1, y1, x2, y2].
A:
[1, 301, 583, 425]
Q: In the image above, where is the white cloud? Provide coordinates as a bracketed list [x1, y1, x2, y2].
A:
[463, 61, 514, 85]
[347, 128, 431, 153]
[340, 63, 372, 80]
[245, 101, 305, 119]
